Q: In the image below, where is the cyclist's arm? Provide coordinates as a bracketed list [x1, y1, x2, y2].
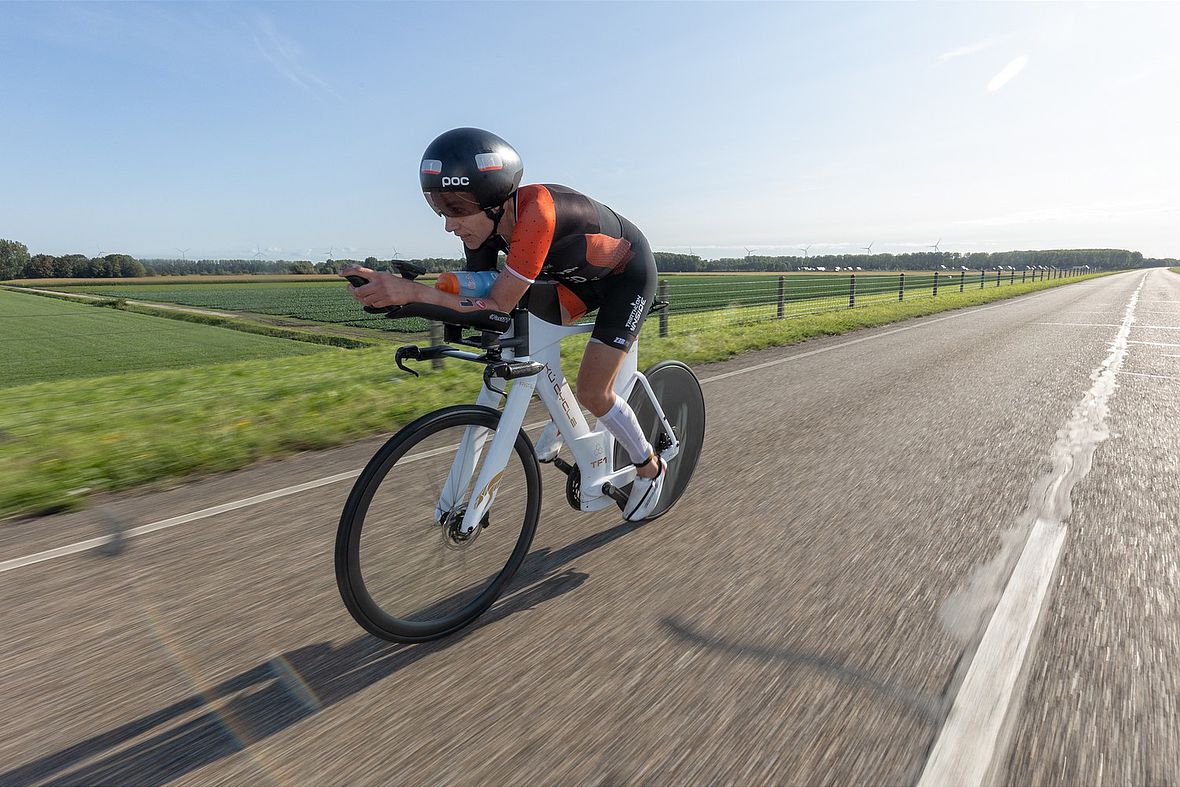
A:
[342, 264, 527, 315]
[399, 270, 527, 314]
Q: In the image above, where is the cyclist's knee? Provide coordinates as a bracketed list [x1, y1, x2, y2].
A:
[575, 385, 614, 418]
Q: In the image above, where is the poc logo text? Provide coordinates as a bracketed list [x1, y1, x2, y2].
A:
[441, 176, 470, 187]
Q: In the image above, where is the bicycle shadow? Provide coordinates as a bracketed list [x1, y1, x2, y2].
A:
[4, 519, 645, 786]
[662, 617, 948, 785]
[664, 617, 945, 722]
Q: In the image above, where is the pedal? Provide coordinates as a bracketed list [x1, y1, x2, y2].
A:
[600, 482, 629, 506]
[552, 457, 574, 476]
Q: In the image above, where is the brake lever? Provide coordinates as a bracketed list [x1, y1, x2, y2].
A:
[395, 345, 421, 378]
[391, 261, 427, 280]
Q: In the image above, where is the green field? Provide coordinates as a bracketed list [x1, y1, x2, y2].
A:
[0, 288, 331, 388]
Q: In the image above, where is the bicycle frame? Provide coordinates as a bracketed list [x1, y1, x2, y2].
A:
[441, 312, 681, 536]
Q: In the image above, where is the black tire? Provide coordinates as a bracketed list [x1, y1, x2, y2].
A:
[613, 360, 706, 520]
[336, 405, 541, 643]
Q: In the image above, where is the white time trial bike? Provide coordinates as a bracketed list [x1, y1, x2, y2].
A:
[335, 264, 705, 643]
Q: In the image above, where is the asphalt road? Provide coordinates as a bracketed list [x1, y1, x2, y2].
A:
[1, 269, 1175, 786]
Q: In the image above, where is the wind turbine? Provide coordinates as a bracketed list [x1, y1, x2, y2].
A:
[176, 247, 190, 262]
[252, 245, 264, 261]
[862, 242, 874, 255]
[797, 244, 812, 257]
[744, 247, 757, 259]
[929, 238, 942, 252]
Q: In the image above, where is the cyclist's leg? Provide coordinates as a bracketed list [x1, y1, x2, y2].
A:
[569, 244, 660, 478]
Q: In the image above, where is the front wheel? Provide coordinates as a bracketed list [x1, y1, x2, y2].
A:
[335, 405, 541, 643]
[614, 360, 706, 520]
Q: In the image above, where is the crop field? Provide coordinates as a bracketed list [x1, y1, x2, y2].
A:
[0, 288, 330, 388]
[50, 280, 432, 333]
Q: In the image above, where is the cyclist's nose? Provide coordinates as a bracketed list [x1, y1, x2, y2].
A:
[444, 215, 461, 232]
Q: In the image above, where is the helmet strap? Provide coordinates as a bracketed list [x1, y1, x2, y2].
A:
[483, 194, 514, 251]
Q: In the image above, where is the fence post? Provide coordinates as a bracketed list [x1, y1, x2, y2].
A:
[1009, 269, 1015, 285]
[658, 279, 669, 337]
[996, 269, 1001, 287]
[980, 270, 985, 289]
[849, 273, 856, 308]
[429, 321, 444, 370]
[1022, 269, 1026, 283]
[959, 270, 965, 293]
[898, 272, 905, 301]
[933, 270, 939, 298]
[777, 275, 785, 319]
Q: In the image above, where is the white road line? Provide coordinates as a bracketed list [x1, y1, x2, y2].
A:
[1120, 371, 1180, 381]
[1036, 322, 1179, 330]
[0, 276, 1119, 574]
[1033, 321, 1121, 328]
[919, 273, 1146, 787]
[1129, 340, 1180, 348]
[0, 422, 553, 575]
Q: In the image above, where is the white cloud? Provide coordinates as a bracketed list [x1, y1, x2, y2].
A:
[938, 33, 1012, 63]
[987, 55, 1029, 92]
[252, 15, 337, 99]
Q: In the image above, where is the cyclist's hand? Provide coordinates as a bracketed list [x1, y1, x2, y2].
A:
[341, 265, 417, 308]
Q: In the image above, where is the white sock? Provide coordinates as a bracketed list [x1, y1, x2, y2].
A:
[598, 395, 652, 465]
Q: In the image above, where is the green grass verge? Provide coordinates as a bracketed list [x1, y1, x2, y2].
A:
[0, 271, 1109, 519]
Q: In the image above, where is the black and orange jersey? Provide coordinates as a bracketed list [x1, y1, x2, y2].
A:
[463, 184, 643, 286]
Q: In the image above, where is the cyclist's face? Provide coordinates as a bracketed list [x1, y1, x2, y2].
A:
[443, 211, 493, 249]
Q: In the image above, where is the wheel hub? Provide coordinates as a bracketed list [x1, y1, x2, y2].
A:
[438, 506, 489, 550]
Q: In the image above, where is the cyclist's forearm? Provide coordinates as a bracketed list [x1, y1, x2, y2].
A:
[412, 281, 512, 313]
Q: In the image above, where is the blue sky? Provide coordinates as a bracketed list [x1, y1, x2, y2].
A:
[2, 2, 1177, 261]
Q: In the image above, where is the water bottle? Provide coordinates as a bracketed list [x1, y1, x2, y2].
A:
[435, 270, 499, 297]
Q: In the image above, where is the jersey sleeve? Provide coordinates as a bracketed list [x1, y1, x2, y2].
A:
[463, 241, 499, 272]
[505, 185, 556, 283]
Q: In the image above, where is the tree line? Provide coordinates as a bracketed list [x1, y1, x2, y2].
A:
[654, 249, 1174, 272]
[2, 238, 1175, 282]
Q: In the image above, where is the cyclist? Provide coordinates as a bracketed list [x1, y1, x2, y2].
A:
[342, 127, 665, 520]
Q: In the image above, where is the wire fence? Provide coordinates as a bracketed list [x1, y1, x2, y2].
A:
[647, 267, 1089, 337]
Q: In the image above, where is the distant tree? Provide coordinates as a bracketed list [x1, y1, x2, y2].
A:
[316, 260, 340, 274]
[0, 239, 30, 280]
[289, 261, 316, 274]
[98, 254, 143, 278]
[59, 254, 90, 277]
[23, 254, 57, 279]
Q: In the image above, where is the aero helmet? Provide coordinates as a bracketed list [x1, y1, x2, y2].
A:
[420, 127, 523, 219]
